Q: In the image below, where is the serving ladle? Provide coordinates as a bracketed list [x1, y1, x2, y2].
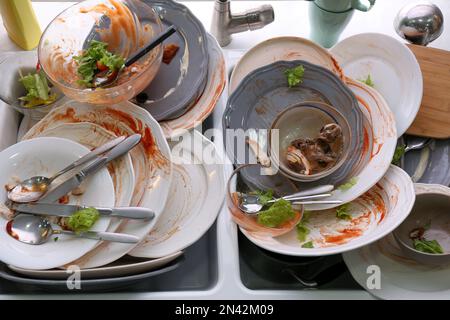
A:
[238, 185, 342, 215]
[7, 136, 126, 203]
[93, 25, 177, 88]
[7, 214, 140, 245]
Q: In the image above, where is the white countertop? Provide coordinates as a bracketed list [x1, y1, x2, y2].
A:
[0, 0, 449, 300]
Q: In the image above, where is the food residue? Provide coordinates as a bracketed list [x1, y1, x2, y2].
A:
[162, 43, 180, 64]
[286, 123, 343, 175]
[74, 40, 125, 88]
[285, 65, 305, 88]
[338, 177, 358, 191]
[58, 195, 70, 204]
[67, 207, 100, 233]
[18, 69, 57, 108]
[409, 223, 444, 254]
[359, 74, 375, 87]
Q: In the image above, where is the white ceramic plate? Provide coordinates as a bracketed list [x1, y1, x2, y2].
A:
[23, 101, 172, 269]
[130, 131, 224, 258]
[160, 34, 226, 139]
[330, 33, 423, 136]
[343, 233, 450, 300]
[0, 137, 115, 270]
[8, 251, 182, 280]
[305, 79, 397, 211]
[229, 36, 344, 94]
[241, 165, 415, 257]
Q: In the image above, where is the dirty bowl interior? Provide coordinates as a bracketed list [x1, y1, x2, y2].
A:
[0, 51, 63, 120]
[270, 102, 351, 182]
[393, 190, 450, 266]
[38, 0, 162, 105]
[227, 164, 303, 238]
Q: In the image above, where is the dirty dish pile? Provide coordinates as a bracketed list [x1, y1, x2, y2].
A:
[224, 35, 410, 256]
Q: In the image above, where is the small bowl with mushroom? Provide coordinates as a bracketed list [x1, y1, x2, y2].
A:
[269, 101, 351, 182]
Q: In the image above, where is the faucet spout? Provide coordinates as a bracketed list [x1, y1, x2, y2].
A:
[211, 0, 275, 47]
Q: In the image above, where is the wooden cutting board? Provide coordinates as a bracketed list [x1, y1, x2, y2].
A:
[406, 44, 450, 139]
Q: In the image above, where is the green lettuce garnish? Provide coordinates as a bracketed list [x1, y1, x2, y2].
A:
[360, 74, 374, 87]
[256, 189, 273, 206]
[392, 145, 406, 166]
[285, 65, 305, 88]
[18, 70, 56, 108]
[414, 239, 444, 254]
[302, 241, 314, 248]
[336, 203, 352, 220]
[67, 207, 100, 233]
[257, 198, 296, 228]
[338, 177, 358, 191]
[74, 40, 124, 87]
[296, 210, 311, 242]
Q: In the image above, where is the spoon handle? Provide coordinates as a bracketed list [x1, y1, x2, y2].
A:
[48, 136, 125, 182]
[56, 230, 140, 243]
[270, 193, 332, 203]
[282, 185, 334, 200]
[292, 200, 343, 205]
[125, 25, 177, 67]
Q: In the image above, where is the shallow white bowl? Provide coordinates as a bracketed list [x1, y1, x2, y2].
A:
[241, 165, 415, 257]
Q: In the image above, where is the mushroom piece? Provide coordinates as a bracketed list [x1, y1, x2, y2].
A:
[286, 146, 312, 175]
[319, 123, 342, 143]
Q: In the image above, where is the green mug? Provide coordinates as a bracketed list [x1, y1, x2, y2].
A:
[309, 0, 376, 48]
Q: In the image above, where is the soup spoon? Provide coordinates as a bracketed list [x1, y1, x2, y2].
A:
[7, 136, 126, 203]
[238, 185, 342, 215]
[7, 214, 140, 245]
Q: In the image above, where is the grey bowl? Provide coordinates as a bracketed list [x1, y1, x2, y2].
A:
[223, 60, 364, 190]
[393, 184, 450, 266]
[133, 0, 209, 121]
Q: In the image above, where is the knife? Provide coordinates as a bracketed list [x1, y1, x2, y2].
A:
[39, 134, 141, 203]
[8, 202, 155, 220]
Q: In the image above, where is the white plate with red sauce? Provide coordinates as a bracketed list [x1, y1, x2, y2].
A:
[23, 100, 173, 269]
[241, 165, 415, 257]
[0, 137, 115, 270]
[130, 131, 224, 258]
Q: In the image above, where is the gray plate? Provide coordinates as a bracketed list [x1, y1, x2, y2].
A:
[404, 138, 450, 186]
[134, 0, 209, 121]
[223, 60, 364, 190]
[0, 258, 181, 293]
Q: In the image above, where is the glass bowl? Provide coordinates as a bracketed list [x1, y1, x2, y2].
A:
[269, 101, 352, 182]
[0, 51, 64, 120]
[227, 164, 303, 238]
[38, 0, 163, 105]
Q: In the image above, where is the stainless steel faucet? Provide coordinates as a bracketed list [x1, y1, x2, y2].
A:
[210, 0, 275, 47]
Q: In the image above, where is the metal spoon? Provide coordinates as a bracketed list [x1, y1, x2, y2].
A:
[7, 214, 140, 245]
[238, 185, 342, 215]
[93, 25, 177, 88]
[394, 2, 444, 46]
[404, 136, 432, 153]
[7, 136, 126, 203]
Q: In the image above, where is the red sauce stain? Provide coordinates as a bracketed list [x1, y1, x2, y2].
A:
[331, 56, 344, 80]
[324, 228, 362, 244]
[58, 195, 70, 204]
[6, 220, 19, 240]
[372, 142, 384, 157]
[361, 126, 370, 158]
